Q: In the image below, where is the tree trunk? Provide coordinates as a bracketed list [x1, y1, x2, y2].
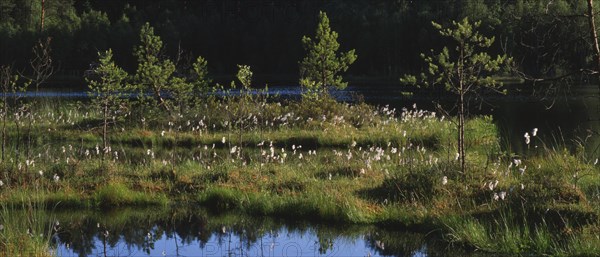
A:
[103, 102, 108, 160]
[155, 88, 171, 112]
[588, 0, 600, 73]
[40, 0, 46, 32]
[25, 111, 32, 173]
[586, 0, 600, 120]
[459, 92, 466, 175]
[14, 111, 20, 165]
[458, 42, 466, 175]
[1, 98, 6, 162]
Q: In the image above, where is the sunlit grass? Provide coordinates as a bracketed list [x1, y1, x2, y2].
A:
[0, 97, 598, 255]
[0, 192, 57, 257]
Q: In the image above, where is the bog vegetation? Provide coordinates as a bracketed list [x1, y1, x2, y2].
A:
[0, 8, 599, 257]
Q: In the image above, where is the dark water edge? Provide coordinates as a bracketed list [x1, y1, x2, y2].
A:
[45, 207, 473, 257]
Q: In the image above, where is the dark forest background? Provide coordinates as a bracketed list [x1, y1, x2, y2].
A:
[0, 0, 597, 85]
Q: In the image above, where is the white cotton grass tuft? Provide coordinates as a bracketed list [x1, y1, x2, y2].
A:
[519, 166, 527, 175]
[499, 191, 507, 200]
[524, 132, 530, 145]
[532, 128, 538, 137]
[442, 176, 448, 185]
[513, 159, 522, 167]
[486, 180, 499, 191]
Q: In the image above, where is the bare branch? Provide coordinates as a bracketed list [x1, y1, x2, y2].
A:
[28, 37, 54, 90]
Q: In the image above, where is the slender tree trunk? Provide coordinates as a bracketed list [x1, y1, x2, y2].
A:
[155, 88, 170, 112]
[586, 0, 600, 120]
[588, 0, 600, 74]
[1, 98, 6, 162]
[459, 92, 466, 175]
[25, 111, 32, 173]
[14, 111, 20, 165]
[321, 55, 327, 96]
[239, 100, 244, 164]
[103, 102, 108, 160]
[458, 43, 466, 175]
[40, 0, 46, 32]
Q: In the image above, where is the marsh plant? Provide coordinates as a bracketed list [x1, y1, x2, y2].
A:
[401, 18, 511, 175]
[0, 188, 58, 257]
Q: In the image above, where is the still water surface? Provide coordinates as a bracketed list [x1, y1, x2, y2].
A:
[50, 208, 439, 257]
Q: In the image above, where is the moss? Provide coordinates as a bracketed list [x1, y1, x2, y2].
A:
[94, 183, 168, 208]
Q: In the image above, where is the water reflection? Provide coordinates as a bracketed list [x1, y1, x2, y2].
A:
[48, 207, 445, 257]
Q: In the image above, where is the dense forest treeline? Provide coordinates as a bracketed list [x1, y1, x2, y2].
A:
[0, 0, 599, 84]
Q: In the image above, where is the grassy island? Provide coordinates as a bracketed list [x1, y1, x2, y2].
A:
[0, 96, 598, 256]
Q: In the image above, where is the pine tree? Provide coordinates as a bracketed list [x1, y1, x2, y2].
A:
[133, 22, 177, 112]
[402, 18, 511, 174]
[133, 23, 210, 115]
[87, 49, 128, 154]
[299, 11, 357, 99]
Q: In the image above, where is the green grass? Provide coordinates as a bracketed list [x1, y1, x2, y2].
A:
[0, 194, 56, 257]
[93, 183, 168, 208]
[441, 210, 600, 256]
[0, 97, 598, 255]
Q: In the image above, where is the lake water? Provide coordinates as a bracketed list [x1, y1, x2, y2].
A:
[49, 208, 450, 257]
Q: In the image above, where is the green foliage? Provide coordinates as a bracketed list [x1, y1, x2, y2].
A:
[236, 64, 253, 89]
[132, 22, 210, 115]
[299, 11, 357, 98]
[0, 193, 56, 257]
[86, 49, 128, 150]
[0, 65, 30, 98]
[0, 97, 599, 255]
[403, 18, 510, 92]
[94, 183, 167, 208]
[441, 209, 600, 255]
[1, 1, 596, 80]
[133, 22, 177, 111]
[1, 64, 32, 164]
[191, 56, 212, 95]
[401, 17, 511, 174]
[87, 49, 128, 115]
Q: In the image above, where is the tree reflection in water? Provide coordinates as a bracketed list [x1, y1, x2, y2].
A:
[44, 207, 476, 257]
